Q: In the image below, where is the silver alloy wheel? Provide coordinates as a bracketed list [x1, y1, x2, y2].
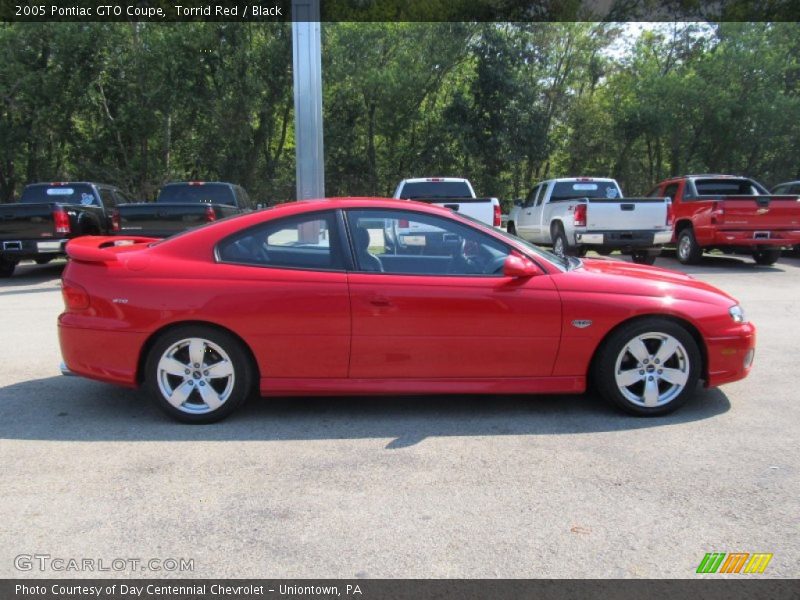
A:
[156, 337, 235, 415]
[677, 234, 691, 261]
[613, 331, 690, 408]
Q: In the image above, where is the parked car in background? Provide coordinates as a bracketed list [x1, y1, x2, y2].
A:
[650, 175, 800, 265]
[393, 177, 502, 228]
[770, 181, 800, 256]
[0, 181, 128, 277]
[112, 181, 253, 238]
[59, 197, 755, 423]
[507, 177, 672, 265]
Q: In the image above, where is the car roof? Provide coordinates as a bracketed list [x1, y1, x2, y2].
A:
[400, 177, 470, 183]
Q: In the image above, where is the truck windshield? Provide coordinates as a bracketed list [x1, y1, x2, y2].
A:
[693, 179, 768, 196]
[157, 183, 235, 205]
[550, 181, 621, 201]
[399, 181, 472, 199]
[19, 184, 96, 205]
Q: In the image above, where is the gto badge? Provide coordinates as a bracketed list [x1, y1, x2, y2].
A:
[756, 208, 770, 214]
[572, 319, 593, 329]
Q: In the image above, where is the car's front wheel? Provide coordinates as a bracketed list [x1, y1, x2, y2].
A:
[593, 318, 701, 416]
[145, 326, 254, 423]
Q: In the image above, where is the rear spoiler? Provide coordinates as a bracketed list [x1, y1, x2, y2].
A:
[66, 236, 157, 263]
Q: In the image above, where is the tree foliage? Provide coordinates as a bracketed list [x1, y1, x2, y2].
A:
[1, 22, 799, 204]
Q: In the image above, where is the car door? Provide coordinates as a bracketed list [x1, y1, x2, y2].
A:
[344, 208, 562, 379]
[214, 209, 351, 380]
[515, 184, 541, 240]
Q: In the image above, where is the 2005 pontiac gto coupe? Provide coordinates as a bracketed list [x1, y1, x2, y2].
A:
[58, 198, 755, 423]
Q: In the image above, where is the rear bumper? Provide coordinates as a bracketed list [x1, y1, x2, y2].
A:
[710, 229, 800, 247]
[1, 238, 68, 260]
[705, 322, 756, 388]
[575, 229, 671, 248]
[58, 319, 146, 388]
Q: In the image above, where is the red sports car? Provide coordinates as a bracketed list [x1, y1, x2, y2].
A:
[58, 198, 755, 423]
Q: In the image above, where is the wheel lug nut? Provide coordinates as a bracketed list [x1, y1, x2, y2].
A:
[658, 369, 663, 374]
[188, 381, 194, 386]
[639, 370, 645, 375]
[199, 381, 205, 386]
[193, 363, 200, 368]
[648, 376, 654, 381]
[203, 370, 209, 376]
[655, 359, 660, 364]
[643, 359, 649, 364]
[184, 369, 190, 375]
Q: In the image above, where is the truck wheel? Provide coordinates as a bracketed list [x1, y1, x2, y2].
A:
[631, 250, 657, 266]
[35, 258, 53, 265]
[753, 248, 781, 266]
[596, 248, 613, 256]
[576, 246, 588, 257]
[676, 228, 702, 265]
[507, 222, 517, 236]
[145, 325, 255, 423]
[551, 225, 569, 258]
[0, 258, 17, 278]
[593, 317, 701, 416]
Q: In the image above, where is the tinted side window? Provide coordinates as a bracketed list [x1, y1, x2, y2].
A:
[524, 185, 539, 208]
[217, 211, 343, 271]
[345, 209, 510, 276]
[97, 188, 115, 207]
[663, 183, 680, 201]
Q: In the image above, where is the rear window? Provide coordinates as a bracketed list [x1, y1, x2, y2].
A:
[693, 179, 767, 196]
[157, 183, 236, 205]
[398, 181, 472, 199]
[20, 184, 97, 205]
[550, 181, 620, 201]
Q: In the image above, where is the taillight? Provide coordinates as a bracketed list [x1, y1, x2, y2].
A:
[62, 280, 89, 310]
[710, 200, 723, 225]
[493, 203, 502, 227]
[574, 204, 587, 227]
[53, 207, 71, 234]
[398, 219, 409, 228]
[205, 205, 216, 222]
[666, 200, 674, 226]
[111, 208, 120, 232]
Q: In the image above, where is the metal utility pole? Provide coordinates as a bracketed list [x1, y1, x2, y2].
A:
[292, 0, 325, 200]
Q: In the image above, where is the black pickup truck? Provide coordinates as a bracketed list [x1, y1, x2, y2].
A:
[112, 181, 253, 238]
[0, 182, 130, 277]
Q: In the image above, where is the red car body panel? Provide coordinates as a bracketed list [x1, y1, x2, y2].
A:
[58, 198, 755, 399]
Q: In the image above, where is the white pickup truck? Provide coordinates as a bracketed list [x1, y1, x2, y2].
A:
[393, 177, 501, 228]
[507, 177, 672, 264]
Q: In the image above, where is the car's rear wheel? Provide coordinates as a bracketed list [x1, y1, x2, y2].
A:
[631, 250, 657, 265]
[752, 248, 780, 266]
[145, 326, 254, 423]
[676, 228, 702, 265]
[551, 224, 569, 258]
[593, 318, 701, 416]
[0, 258, 16, 278]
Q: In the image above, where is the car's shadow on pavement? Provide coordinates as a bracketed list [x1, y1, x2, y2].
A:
[0, 376, 731, 448]
[0, 260, 65, 289]
[654, 250, 787, 275]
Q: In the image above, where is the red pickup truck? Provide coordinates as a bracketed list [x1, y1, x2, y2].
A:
[648, 175, 800, 265]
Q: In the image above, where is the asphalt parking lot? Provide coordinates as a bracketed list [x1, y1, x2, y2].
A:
[0, 252, 798, 579]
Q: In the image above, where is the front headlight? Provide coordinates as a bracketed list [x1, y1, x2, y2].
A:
[729, 304, 747, 324]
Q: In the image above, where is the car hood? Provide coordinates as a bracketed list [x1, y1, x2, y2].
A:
[554, 258, 738, 305]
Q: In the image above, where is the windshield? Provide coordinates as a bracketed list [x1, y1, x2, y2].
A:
[157, 183, 236, 205]
[550, 181, 621, 201]
[399, 181, 473, 200]
[19, 184, 97, 205]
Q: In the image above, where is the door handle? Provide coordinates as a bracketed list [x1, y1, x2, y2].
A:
[525, 211, 532, 215]
[369, 296, 392, 307]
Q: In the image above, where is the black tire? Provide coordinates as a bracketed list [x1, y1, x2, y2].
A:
[145, 325, 255, 423]
[551, 224, 570, 258]
[593, 318, 701, 416]
[0, 259, 16, 278]
[596, 248, 613, 256]
[576, 245, 588, 257]
[676, 227, 702, 265]
[631, 250, 657, 265]
[752, 248, 780, 266]
[35, 257, 53, 265]
[507, 222, 517, 236]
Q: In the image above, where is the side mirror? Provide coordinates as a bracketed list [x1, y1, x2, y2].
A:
[513, 198, 523, 207]
[503, 255, 541, 278]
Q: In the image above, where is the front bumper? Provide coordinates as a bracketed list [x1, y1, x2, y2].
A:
[705, 322, 756, 388]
